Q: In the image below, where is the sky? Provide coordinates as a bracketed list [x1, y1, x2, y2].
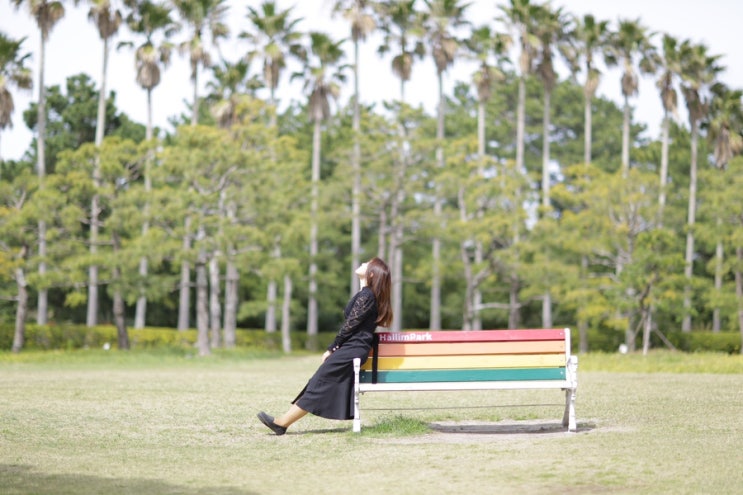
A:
[1, 0, 741, 161]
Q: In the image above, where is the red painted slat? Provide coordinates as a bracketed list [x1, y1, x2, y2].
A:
[376, 329, 565, 344]
[372, 340, 566, 357]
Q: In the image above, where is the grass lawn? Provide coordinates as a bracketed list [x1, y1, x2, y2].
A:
[1, 350, 742, 495]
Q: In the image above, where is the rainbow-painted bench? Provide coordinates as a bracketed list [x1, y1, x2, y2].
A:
[352, 328, 578, 433]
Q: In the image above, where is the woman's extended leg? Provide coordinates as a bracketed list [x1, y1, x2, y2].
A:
[274, 404, 307, 428]
[257, 404, 308, 435]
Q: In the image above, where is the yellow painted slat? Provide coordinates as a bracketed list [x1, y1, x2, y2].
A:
[361, 353, 565, 371]
[374, 340, 565, 357]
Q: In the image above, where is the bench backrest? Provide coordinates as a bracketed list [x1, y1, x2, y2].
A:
[359, 328, 572, 384]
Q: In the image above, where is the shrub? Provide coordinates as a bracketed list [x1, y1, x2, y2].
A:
[663, 331, 741, 354]
[0, 323, 336, 352]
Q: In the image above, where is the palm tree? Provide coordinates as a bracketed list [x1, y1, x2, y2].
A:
[679, 41, 722, 332]
[124, 0, 176, 329]
[0, 32, 33, 159]
[241, 1, 303, 333]
[332, 0, 376, 297]
[376, 0, 424, 103]
[570, 13, 610, 351]
[206, 58, 261, 128]
[706, 83, 743, 332]
[293, 31, 347, 346]
[242, 1, 303, 117]
[496, 0, 541, 330]
[533, 3, 571, 210]
[462, 24, 510, 330]
[205, 58, 260, 346]
[11, 0, 71, 326]
[497, 0, 540, 177]
[466, 25, 510, 160]
[375, 0, 423, 331]
[532, 3, 572, 329]
[172, 0, 229, 126]
[654, 34, 681, 220]
[608, 19, 656, 175]
[572, 14, 610, 167]
[86, 0, 122, 328]
[421, 0, 470, 331]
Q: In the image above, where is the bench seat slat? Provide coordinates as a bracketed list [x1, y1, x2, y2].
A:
[359, 380, 572, 392]
[377, 329, 564, 344]
[359, 367, 565, 383]
[373, 340, 565, 357]
[361, 353, 566, 371]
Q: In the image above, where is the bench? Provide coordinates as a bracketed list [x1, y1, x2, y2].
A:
[352, 328, 578, 433]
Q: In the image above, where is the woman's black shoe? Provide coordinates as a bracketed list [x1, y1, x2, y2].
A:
[257, 412, 287, 435]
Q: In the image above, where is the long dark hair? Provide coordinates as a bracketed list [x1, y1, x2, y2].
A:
[366, 257, 393, 327]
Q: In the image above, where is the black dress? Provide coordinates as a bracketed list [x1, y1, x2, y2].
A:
[292, 286, 378, 420]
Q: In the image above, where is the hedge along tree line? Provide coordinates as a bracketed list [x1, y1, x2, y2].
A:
[1, 70, 742, 356]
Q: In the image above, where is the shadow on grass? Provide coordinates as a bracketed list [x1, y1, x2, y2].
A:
[254, 427, 349, 436]
[0, 464, 258, 495]
[429, 421, 596, 435]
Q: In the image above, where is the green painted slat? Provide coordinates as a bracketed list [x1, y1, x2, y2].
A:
[359, 367, 565, 383]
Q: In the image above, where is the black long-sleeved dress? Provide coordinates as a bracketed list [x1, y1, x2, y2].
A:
[292, 286, 378, 420]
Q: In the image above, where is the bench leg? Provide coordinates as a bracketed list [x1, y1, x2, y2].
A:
[353, 358, 361, 433]
[562, 354, 578, 432]
[562, 387, 577, 432]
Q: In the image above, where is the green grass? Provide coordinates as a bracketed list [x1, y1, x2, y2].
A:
[1, 350, 742, 494]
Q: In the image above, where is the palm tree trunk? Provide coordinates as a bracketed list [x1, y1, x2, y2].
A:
[178, 216, 191, 330]
[265, 91, 279, 333]
[191, 64, 199, 126]
[135, 88, 154, 329]
[209, 255, 221, 348]
[12, 260, 28, 353]
[642, 305, 651, 355]
[265, 279, 278, 332]
[459, 187, 474, 330]
[195, 225, 209, 356]
[584, 95, 592, 166]
[474, 99, 486, 330]
[266, 243, 278, 333]
[713, 235, 723, 332]
[307, 120, 321, 347]
[682, 120, 699, 332]
[578, 254, 588, 353]
[621, 95, 631, 175]
[111, 232, 129, 350]
[388, 80, 408, 333]
[223, 258, 238, 347]
[430, 72, 444, 331]
[542, 89, 551, 208]
[580, 89, 591, 347]
[378, 208, 387, 260]
[516, 76, 526, 173]
[281, 274, 293, 353]
[36, 30, 48, 326]
[541, 89, 552, 328]
[659, 111, 670, 222]
[351, 37, 362, 296]
[88, 36, 111, 328]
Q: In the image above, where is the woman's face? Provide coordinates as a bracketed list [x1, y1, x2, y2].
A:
[355, 262, 369, 286]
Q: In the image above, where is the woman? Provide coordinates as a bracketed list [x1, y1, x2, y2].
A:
[257, 257, 393, 435]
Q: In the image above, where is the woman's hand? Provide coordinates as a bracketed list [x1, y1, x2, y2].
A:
[321, 350, 332, 363]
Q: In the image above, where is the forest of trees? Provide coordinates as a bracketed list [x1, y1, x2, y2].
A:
[1, 0, 742, 355]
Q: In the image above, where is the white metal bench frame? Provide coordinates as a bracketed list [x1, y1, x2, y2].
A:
[352, 329, 578, 433]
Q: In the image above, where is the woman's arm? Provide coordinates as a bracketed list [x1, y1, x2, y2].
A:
[327, 289, 376, 352]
